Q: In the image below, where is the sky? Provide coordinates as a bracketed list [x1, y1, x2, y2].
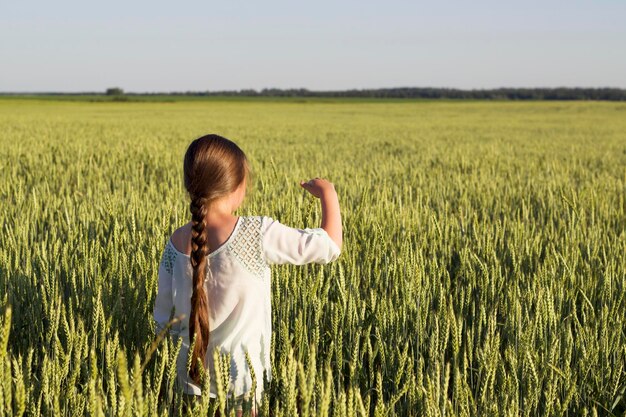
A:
[1, 0, 625, 92]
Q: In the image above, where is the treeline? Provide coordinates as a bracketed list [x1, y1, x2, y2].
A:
[145, 87, 626, 100]
[4, 87, 626, 101]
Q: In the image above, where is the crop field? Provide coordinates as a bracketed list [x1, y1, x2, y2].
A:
[0, 98, 624, 416]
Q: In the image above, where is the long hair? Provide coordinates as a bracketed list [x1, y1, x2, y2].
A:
[183, 134, 250, 384]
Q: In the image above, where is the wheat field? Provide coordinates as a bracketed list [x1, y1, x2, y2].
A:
[0, 98, 624, 416]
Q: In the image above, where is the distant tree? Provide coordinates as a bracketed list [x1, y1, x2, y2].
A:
[239, 89, 258, 96]
[106, 87, 124, 96]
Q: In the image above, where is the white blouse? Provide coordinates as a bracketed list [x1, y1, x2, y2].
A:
[153, 215, 341, 400]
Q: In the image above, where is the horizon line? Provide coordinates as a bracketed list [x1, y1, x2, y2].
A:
[1, 85, 626, 95]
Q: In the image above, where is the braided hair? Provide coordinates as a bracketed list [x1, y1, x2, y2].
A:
[183, 134, 250, 384]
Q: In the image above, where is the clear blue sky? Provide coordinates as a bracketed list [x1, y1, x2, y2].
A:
[1, 0, 625, 92]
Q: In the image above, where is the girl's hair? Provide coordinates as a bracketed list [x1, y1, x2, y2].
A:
[183, 134, 250, 384]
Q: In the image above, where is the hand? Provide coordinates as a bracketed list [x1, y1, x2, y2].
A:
[299, 177, 336, 199]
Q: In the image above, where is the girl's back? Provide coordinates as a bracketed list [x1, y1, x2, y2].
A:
[154, 214, 341, 400]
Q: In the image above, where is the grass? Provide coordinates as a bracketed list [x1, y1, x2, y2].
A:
[0, 99, 624, 416]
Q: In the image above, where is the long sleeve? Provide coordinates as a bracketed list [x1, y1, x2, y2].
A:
[261, 216, 341, 265]
[153, 243, 180, 337]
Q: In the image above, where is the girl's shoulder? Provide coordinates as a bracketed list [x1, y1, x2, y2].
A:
[237, 215, 272, 232]
[160, 223, 192, 275]
[231, 215, 265, 241]
[242, 215, 296, 239]
[169, 222, 192, 255]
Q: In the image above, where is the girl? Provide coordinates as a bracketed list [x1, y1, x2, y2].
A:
[153, 134, 342, 416]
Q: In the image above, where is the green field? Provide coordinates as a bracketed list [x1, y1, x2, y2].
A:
[0, 99, 624, 416]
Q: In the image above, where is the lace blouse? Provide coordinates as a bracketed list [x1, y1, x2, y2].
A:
[153, 215, 341, 399]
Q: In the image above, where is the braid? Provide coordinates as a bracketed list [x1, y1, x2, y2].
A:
[188, 195, 211, 384]
[182, 133, 250, 386]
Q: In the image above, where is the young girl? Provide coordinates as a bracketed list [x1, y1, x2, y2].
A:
[153, 134, 342, 416]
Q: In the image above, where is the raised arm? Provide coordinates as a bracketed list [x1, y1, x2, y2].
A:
[299, 178, 342, 251]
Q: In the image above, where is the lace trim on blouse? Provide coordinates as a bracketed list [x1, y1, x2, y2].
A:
[229, 216, 266, 279]
[160, 216, 266, 279]
[161, 243, 177, 275]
